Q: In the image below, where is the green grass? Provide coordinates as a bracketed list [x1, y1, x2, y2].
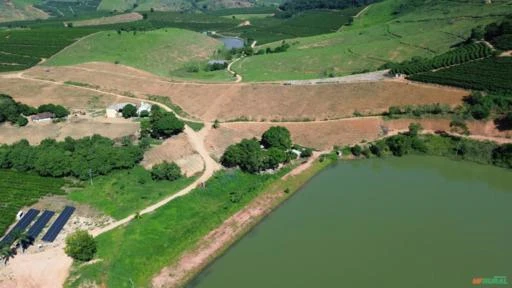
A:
[68, 166, 197, 219]
[65, 168, 292, 287]
[0, 170, 66, 235]
[232, 0, 512, 81]
[184, 121, 205, 131]
[45, 28, 223, 77]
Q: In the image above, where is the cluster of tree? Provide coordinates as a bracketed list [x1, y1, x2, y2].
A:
[141, 106, 184, 139]
[0, 94, 36, 127]
[206, 61, 228, 71]
[256, 42, 291, 55]
[363, 123, 512, 169]
[37, 104, 70, 118]
[470, 16, 512, 50]
[386, 42, 493, 76]
[276, 0, 376, 18]
[386, 103, 451, 118]
[65, 230, 96, 262]
[150, 161, 182, 181]
[0, 135, 144, 179]
[221, 126, 297, 173]
[460, 92, 512, 121]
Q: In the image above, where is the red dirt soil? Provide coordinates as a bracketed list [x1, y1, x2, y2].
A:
[25, 64, 469, 121]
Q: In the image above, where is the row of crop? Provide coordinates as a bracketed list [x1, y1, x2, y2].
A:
[408, 57, 512, 92]
[0, 52, 40, 65]
[389, 42, 493, 75]
[0, 170, 65, 234]
[0, 28, 96, 71]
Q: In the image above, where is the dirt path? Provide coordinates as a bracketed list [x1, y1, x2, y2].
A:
[0, 71, 220, 287]
[227, 57, 243, 83]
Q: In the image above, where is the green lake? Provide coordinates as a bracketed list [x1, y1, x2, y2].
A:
[187, 156, 512, 288]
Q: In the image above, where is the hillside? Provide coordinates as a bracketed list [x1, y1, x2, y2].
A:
[0, 0, 48, 22]
[44, 28, 224, 78]
[232, 0, 512, 81]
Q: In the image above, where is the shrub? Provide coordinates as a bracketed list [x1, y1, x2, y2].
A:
[122, 104, 137, 118]
[65, 230, 96, 262]
[151, 161, 182, 181]
[16, 116, 28, 127]
[301, 148, 313, 158]
[139, 110, 150, 118]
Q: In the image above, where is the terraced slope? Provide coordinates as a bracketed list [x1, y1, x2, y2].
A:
[232, 0, 512, 81]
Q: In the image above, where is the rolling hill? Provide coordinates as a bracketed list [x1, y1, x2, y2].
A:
[232, 0, 512, 81]
[45, 28, 224, 78]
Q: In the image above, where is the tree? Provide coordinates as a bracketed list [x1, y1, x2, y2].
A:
[122, 104, 137, 118]
[65, 230, 97, 262]
[386, 135, 411, 156]
[139, 110, 150, 118]
[301, 147, 313, 158]
[450, 119, 470, 135]
[261, 126, 292, 150]
[0, 245, 16, 265]
[151, 161, 182, 181]
[351, 145, 362, 156]
[13, 231, 33, 253]
[16, 116, 28, 127]
[263, 148, 287, 170]
[149, 109, 184, 138]
[213, 119, 220, 129]
[38, 104, 69, 118]
[408, 122, 423, 137]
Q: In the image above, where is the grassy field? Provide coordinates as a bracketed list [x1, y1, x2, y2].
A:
[232, 0, 512, 81]
[0, 170, 66, 235]
[65, 168, 291, 287]
[68, 166, 197, 219]
[45, 28, 223, 77]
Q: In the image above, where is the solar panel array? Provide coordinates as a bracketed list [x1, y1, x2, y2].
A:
[0, 209, 40, 246]
[42, 206, 75, 242]
[27, 210, 55, 240]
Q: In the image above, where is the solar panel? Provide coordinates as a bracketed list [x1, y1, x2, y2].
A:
[0, 209, 40, 246]
[27, 210, 55, 240]
[42, 206, 75, 243]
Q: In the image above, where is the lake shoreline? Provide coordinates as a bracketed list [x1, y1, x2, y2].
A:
[151, 154, 336, 288]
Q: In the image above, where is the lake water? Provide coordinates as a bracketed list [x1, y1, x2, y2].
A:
[187, 156, 512, 288]
[218, 37, 245, 50]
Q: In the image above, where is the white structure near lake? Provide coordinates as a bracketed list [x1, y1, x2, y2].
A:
[106, 102, 152, 118]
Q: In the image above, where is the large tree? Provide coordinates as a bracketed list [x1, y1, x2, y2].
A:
[261, 126, 292, 150]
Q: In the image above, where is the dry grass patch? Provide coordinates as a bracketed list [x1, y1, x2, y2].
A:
[141, 134, 204, 176]
[71, 13, 143, 27]
[0, 116, 139, 145]
[25, 65, 468, 121]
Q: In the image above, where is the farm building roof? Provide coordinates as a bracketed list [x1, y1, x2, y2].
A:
[31, 112, 55, 121]
[208, 60, 228, 65]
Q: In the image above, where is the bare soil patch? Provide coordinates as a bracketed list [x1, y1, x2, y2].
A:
[205, 118, 384, 158]
[141, 134, 204, 176]
[0, 115, 139, 144]
[0, 77, 116, 109]
[71, 12, 143, 27]
[25, 64, 469, 122]
[206, 118, 511, 157]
